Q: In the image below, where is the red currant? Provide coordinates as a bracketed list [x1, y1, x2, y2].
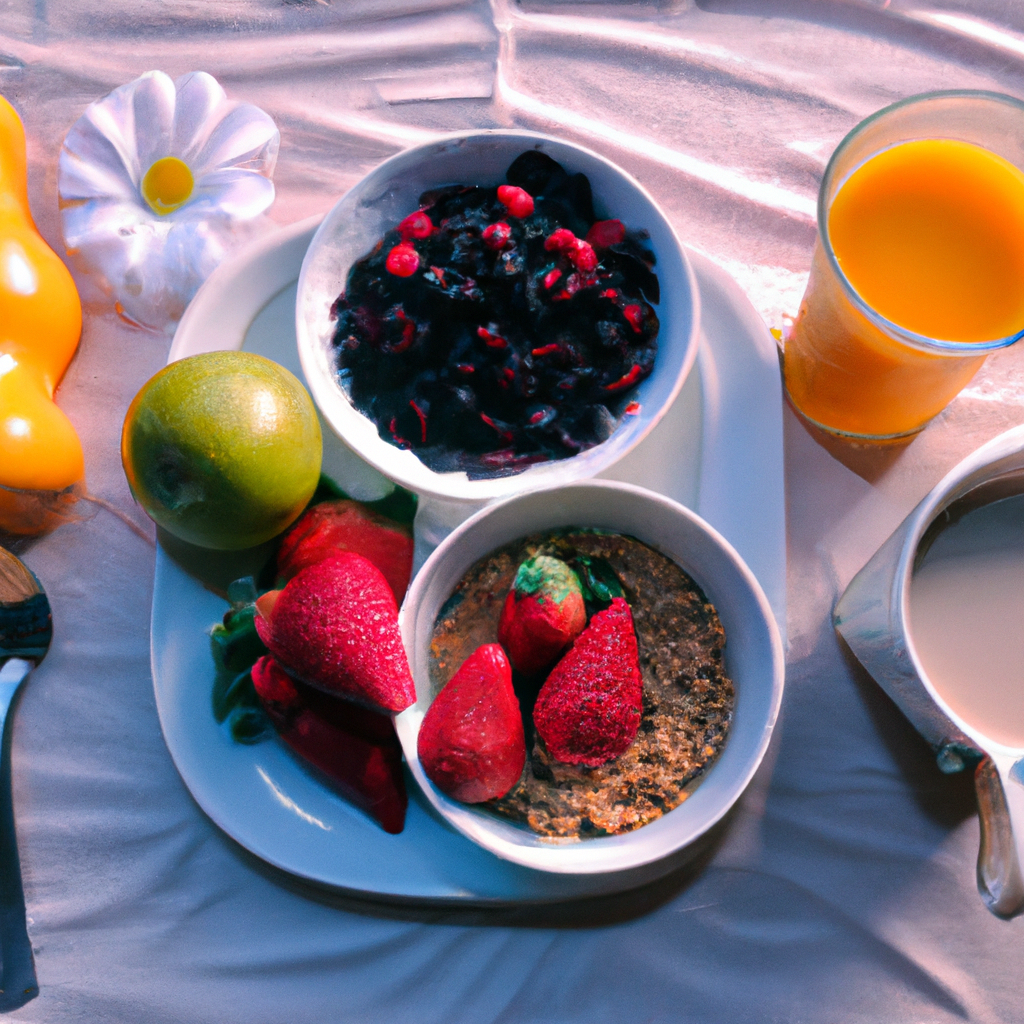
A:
[386, 244, 420, 277]
[585, 219, 626, 248]
[570, 239, 598, 272]
[483, 221, 512, 249]
[497, 185, 534, 218]
[544, 228, 576, 252]
[398, 211, 433, 239]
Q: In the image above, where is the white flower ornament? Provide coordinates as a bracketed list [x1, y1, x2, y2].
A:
[58, 70, 279, 330]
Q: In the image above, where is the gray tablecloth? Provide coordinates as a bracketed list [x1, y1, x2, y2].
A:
[3, 1, 1024, 1020]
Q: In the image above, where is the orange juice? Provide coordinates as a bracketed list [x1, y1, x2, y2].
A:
[786, 135, 1024, 438]
[832, 140, 1024, 341]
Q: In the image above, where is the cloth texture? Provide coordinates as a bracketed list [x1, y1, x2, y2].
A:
[2, 1, 1024, 1021]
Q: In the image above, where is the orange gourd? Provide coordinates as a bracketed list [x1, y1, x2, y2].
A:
[0, 94, 83, 534]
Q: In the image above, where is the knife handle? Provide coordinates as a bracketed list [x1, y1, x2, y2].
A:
[0, 662, 37, 1010]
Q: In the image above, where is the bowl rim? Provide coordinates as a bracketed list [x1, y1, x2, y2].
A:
[395, 479, 785, 874]
[295, 128, 700, 503]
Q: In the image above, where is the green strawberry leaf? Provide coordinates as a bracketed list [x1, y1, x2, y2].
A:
[210, 577, 271, 734]
[230, 705, 276, 744]
[572, 555, 624, 607]
[210, 604, 267, 675]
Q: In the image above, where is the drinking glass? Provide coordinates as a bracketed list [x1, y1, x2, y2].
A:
[785, 91, 1024, 440]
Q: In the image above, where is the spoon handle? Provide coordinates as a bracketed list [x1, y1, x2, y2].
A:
[0, 658, 37, 1010]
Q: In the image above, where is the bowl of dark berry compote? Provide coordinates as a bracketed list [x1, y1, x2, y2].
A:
[296, 131, 699, 503]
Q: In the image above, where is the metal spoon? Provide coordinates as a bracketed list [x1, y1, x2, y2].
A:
[0, 546, 51, 1010]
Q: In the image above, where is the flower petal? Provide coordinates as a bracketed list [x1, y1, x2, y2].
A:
[131, 71, 177, 176]
[170, 72, 226, 159]
[60, 86, 142, 196]
[188, 102, 279, 179]
[61, 198, 152, 256]
[186, 167, 275, 220]
[58, 144, 137, 204]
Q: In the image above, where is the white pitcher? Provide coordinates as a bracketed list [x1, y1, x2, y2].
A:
[834, 424, 1024, 917]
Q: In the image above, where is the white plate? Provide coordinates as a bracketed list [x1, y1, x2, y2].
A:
[152, 216, 785, 903]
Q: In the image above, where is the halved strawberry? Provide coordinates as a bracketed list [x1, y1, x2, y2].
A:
[251, 656, 407, 833]
[533, 597, 642, 766]
[497, 554, 586, 675]
[275, 499, 414, 603]
[254, 552, 415, 713]
[417, 644, 525, 803]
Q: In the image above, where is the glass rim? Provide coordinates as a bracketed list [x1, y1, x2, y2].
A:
[818, 89, 1024, 356]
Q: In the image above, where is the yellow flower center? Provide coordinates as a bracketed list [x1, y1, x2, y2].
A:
[141, 156, 194, 215]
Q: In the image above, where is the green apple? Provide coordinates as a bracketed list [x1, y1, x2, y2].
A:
[122, 351, 322, 550]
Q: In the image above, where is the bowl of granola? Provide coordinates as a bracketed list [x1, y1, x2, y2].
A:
[394, 480, 784, 874]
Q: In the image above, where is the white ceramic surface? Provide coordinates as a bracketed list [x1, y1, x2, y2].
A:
[396, 481, 784, 874]
[155, 217, 785, 902]
[295, 130, 699, 504]
[835, 424, 1024, 916]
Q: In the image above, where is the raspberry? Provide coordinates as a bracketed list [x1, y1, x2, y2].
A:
[605, 364, 643, 392]
[531, 343, 560, 357]
[477, 326, 507, 348]
[543, 268, 562, 290]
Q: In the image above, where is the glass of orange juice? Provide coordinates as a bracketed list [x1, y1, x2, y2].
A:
[785, 91, 1024, 440]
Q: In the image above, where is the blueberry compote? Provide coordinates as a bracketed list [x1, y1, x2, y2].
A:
[330, 151, 660, 479]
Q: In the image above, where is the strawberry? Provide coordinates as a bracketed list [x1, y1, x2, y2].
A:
[417, 644, 525, 803]
[533, 597, 642, 767]
[251, 656, 407, 833]
[275, 499, 414, 604]
[497, 555, 586, 675]
[254, 552, 415, 713]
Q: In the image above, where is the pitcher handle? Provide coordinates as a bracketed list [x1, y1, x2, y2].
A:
[975, 756, 1024, 917]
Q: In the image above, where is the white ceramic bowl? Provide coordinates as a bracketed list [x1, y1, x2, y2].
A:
[296, 130, 699, 504]
[395, 481, 784, 874]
